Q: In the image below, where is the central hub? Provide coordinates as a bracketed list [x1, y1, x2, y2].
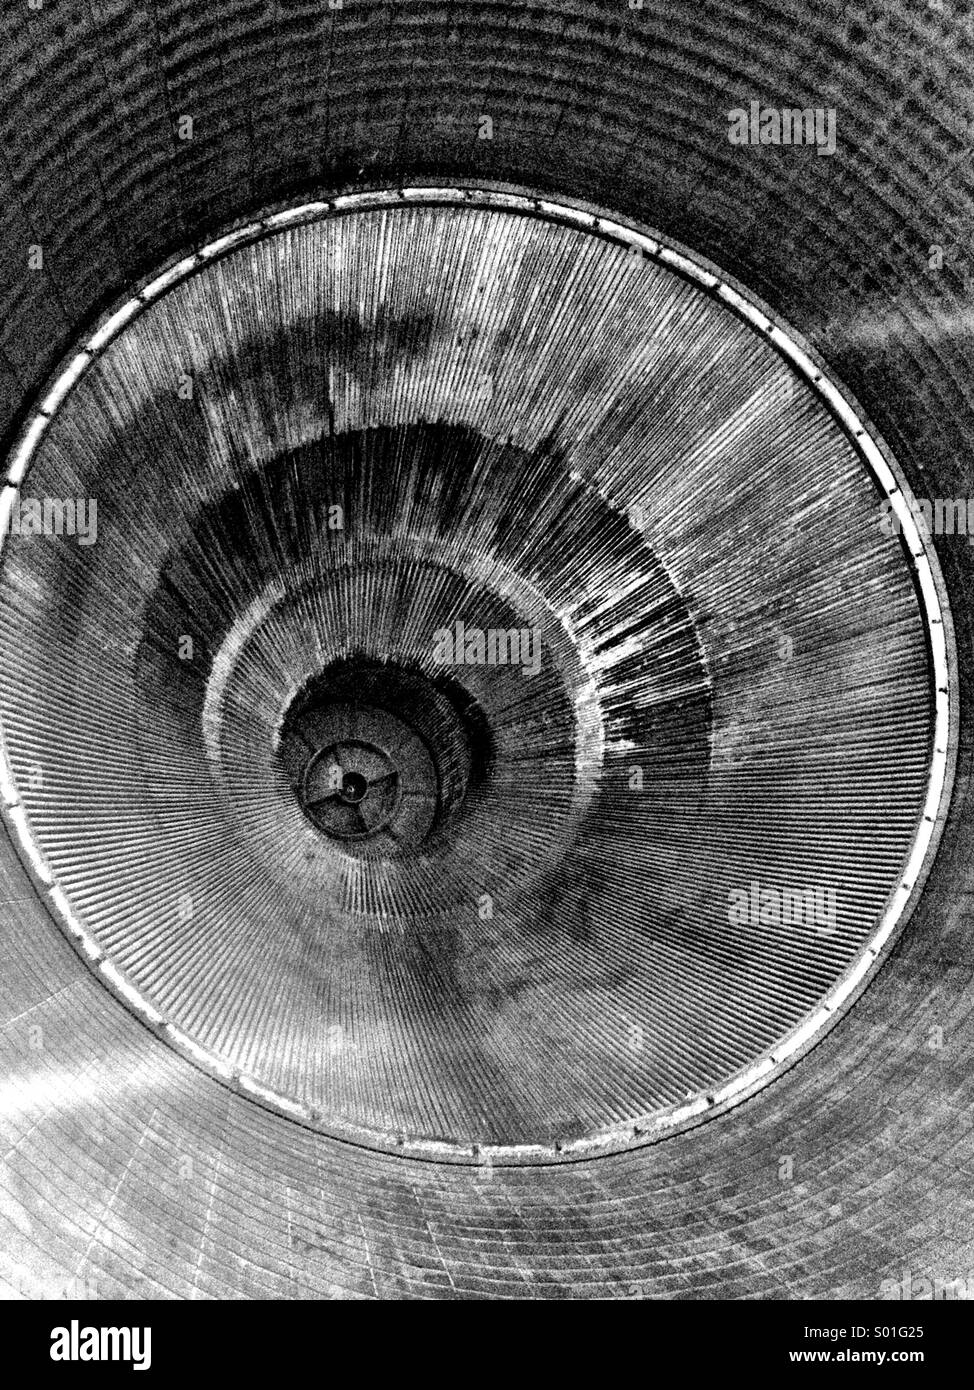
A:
[301, 735, 404, 840]
[278, 656, 492, 858]
[339, 770, 369, 804]
[295, 715, 425, 847]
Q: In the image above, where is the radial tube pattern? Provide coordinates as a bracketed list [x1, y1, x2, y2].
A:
[0, 190, 952, 1164]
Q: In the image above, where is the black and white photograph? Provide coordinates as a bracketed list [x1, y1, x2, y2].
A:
[0, 0, 970, 1353]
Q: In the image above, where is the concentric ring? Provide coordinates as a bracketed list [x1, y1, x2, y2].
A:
[0, 185, 956, 1165]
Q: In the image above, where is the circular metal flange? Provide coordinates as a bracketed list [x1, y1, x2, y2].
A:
[302, 739, 404, 840]
[289, 705, 436, 851]
[0, 184, 957, 1166]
